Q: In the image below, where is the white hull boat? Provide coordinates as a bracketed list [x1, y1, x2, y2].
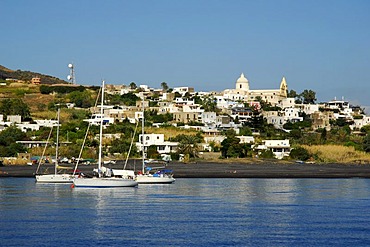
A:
[136, 174, 175, 184]
[72, 80, 138, 189]
[36, 174, 74, 183]
[73, 177, 138, 188]
[36, 107, 74, 184]
[137, 94, 175, 184]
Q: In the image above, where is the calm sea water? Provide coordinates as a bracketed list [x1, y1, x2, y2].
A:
[0, 178, 370, 246]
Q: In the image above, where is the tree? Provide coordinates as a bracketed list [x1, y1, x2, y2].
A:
[192, 94, 202, 105]
[300, 89, 316, 104]
[290, 146, 310, 161]
[239, 126, 252, 136]
[129, 82, 137, 90]
[68, 90, 94, 108]
[363, 133, 370, 153]
[161, 82, 169, 92]
[0, 125, 27, 156]
[287, 89, 298, 98]
[147, 145, 160, 159]
[220, 130, 247, 158]
[0, 98, 31, 120]
[108, 136, 138, 156]
[202, 96, 218, 113]
[120, 92, 140, 106]
[361, 125, 370, 134]
[176, 135, 201, 158]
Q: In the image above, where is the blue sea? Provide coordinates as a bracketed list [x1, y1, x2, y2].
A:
[1, 178, 370, 246]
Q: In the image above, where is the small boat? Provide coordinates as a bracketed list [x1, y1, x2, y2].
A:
[136, 166, 175, 184]
[136, 94, 175, 184]
[72, 80, 138, 188]
[35, 107, 74, 183]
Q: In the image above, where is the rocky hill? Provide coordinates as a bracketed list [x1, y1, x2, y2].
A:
[0, 65, 67, 84]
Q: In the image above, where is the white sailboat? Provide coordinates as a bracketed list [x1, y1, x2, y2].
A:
[35, 107, 74, 183]
[135, 94, 175, 184]
[72, 80, 138, 188]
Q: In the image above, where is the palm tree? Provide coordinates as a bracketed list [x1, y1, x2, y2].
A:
[176, 135, 200, 158]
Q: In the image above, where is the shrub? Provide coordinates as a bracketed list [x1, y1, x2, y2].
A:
[259, 149, 274, 159]
[290, 146, 310, 161]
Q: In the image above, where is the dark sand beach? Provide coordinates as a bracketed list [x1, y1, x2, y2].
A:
[1, 160, 370, 178]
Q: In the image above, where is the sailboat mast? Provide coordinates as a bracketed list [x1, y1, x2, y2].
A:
[142, 93, 145, 174]
[55, 107, 60, 175]
[98, 80, 105, 176]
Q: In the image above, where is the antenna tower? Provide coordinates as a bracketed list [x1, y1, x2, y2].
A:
[67, 63, 76, 84]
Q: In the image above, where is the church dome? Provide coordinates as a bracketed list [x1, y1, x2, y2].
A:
[236, 73, 248, 84]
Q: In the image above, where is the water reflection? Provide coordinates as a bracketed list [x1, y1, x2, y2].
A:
[1, 178, 370, 246]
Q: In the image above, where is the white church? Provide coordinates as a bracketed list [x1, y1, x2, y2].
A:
[223, 73, 288, 106]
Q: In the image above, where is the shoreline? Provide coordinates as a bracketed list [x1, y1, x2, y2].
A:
[2, 160, 370, 178]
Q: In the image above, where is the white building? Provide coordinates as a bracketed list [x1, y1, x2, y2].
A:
[200, 112, 217, 125]
[254, 139, 291, 159]
[237, 135, 255, 144]
[297, 104, 320, 115]
[279, 98, 296, 109]
[351, 116, 370, 130]
[7, 115, 22, 123]
[16, 123, 40, 132]
[265, 108, 303, 129]
[83, 113, 115, 126]
[136, 133, 178, 154]
[214, 95, 235, 109]
[223, 73, 288, 106]
[172, 87, 195, 96]
[34, 119, 59, 128]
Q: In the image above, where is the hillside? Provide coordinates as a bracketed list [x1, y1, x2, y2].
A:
[0, 65, 68, 84]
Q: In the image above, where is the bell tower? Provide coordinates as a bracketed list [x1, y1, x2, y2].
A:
[235, 73, 249, 91]
[279, 77, 288, 97]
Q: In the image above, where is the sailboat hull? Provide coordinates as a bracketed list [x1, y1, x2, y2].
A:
[36, 174, 74, 183]
[73, 177, 138, 188]
[136, 175, 175, 184]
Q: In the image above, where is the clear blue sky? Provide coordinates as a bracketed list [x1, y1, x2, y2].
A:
[2, 0, 370, 109]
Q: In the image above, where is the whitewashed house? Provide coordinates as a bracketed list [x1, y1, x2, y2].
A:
[254, 139, 291, 159]
[351, 116, 370, 130]
[214, 95, 235, 109]
[136, 133, 178, 154]
[172, 87, 194, 96]
[16, 123, 40, 132]
[83, 113, 115, 126]
[279, 98, 296, 109]
[200, 112, 217, 125]
[34, 119, 58, 128]
[265, 108, 303, 129]
[7, 115, 22, 123]
[237, 136, 255, 144]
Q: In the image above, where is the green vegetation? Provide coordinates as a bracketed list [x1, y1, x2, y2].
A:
[107, 92, 140, 106]
[220, 130, 251, 158]
[0, 98, 31, 120]
[289, 146, 310, 161]
[174, 133, 203, 158]
[0, 126, 27, 157]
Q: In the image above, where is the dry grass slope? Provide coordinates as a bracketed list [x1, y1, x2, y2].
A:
[302, 145, 370, 164]
[146, 126, 199, 140]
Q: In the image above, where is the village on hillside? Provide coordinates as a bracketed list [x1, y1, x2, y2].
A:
[1, 71, 370, 164]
